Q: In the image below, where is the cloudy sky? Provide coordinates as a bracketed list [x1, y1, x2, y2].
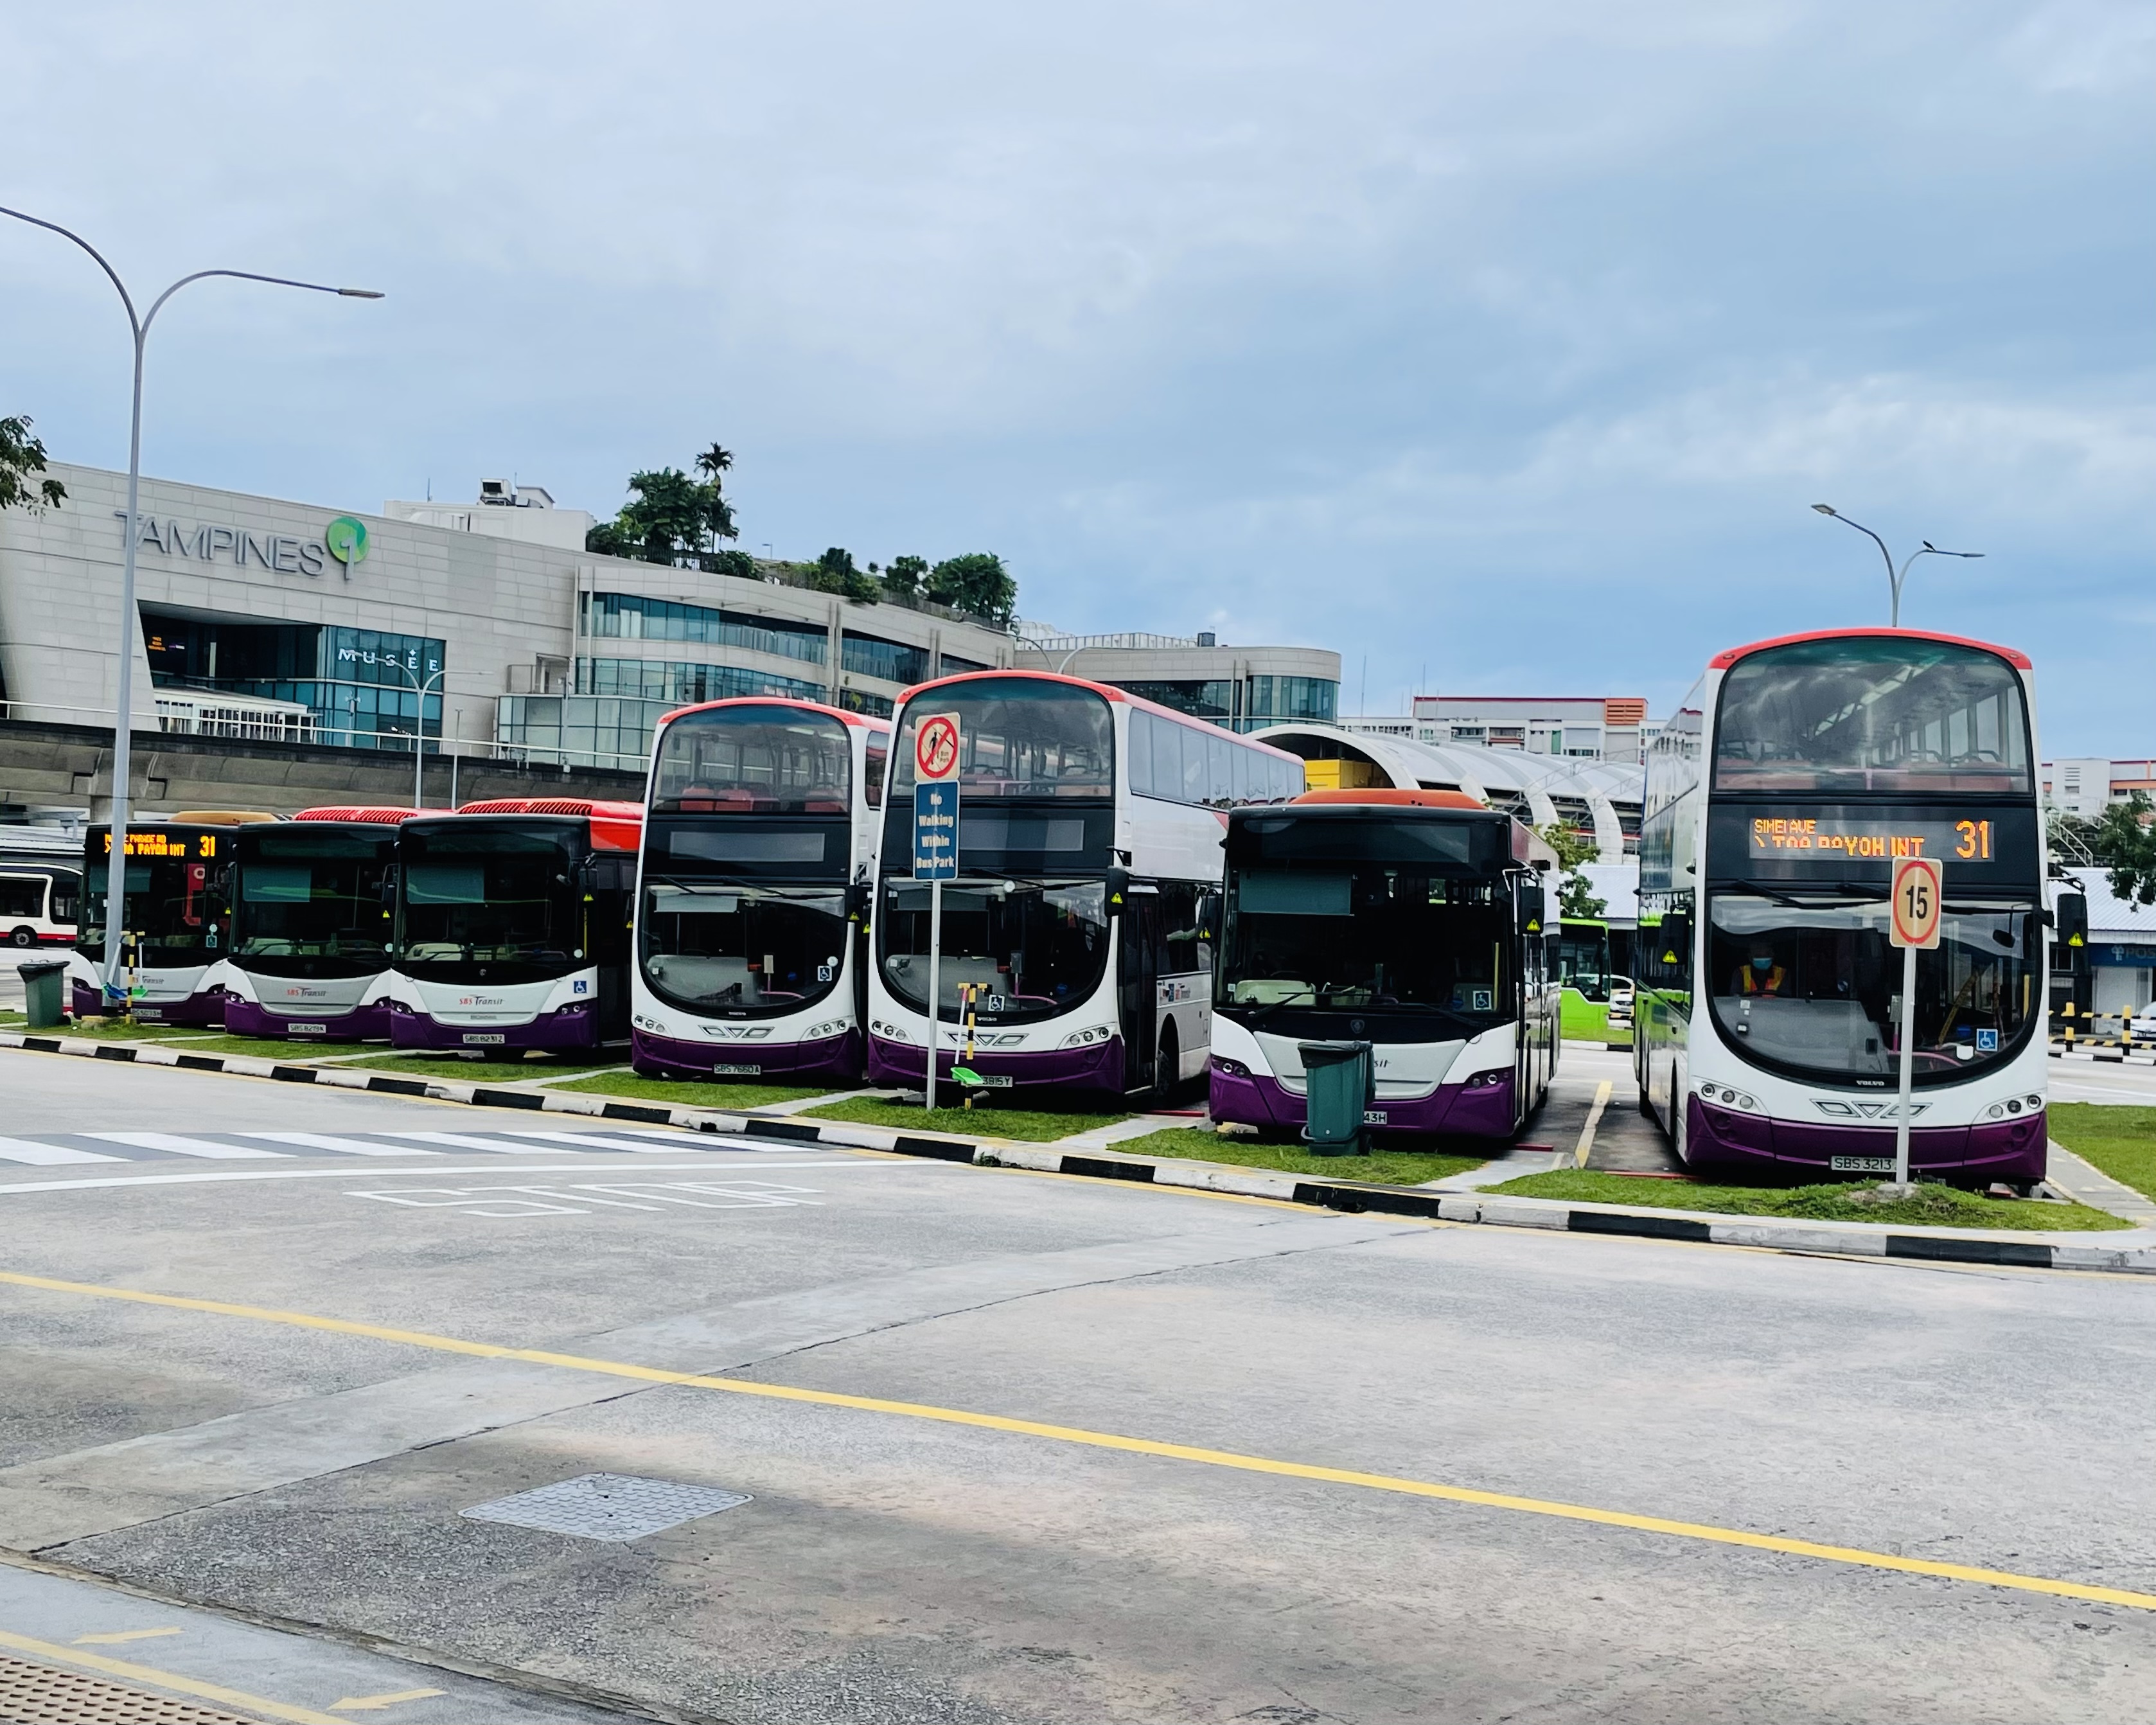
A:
[3, 1, 2148, 747]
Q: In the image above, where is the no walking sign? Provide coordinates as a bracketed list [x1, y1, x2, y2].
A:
[910, 711, 962, 1109]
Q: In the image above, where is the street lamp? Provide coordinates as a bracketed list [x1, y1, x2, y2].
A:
[384, 658, 448, 810]
[0, 204, 382, 1007]
[1810, 504, 1984, 629]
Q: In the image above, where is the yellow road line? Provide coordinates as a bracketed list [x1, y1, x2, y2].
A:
[1574, 1080, 1613, 1167]
[0, 1626, 348, 1724]
[4, 1268, 2153, 1613]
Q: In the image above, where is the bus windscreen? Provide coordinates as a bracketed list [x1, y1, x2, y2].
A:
[651, 706, 852, 814]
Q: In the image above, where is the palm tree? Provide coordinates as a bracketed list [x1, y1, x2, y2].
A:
[695, 443, 734, 481]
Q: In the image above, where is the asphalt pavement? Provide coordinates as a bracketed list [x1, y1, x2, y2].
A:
[2, 1041, 2154, 1723]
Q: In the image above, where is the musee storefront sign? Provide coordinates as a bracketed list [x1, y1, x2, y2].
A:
[115, 511, 373, 580]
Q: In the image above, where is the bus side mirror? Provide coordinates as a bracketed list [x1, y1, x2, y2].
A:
[845, 882, 870, 923]
[1197, 889, 1222, 942]
[1660, 913, 1691, 968]
[1104, 867, 1131, 917]
[2056, 892, 2088, 950]
[378, 864, 399, 907]
[1517, 882, 1546, 937]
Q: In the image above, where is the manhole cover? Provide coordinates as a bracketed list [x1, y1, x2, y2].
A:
[0, 1652, 260, 1724]
[461, 1472, 752, 1543]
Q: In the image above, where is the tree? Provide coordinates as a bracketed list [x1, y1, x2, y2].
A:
[925, 552, 1017, 626]
[1534, 822, 1606, 920]
[586, 443, 738, 566]
[0, 415, 66, 514]
[2092, 793, 2156, 907]
[881, 554, 929, 600]
[709, 548, 759, 581]
[807, 545, 879, 603]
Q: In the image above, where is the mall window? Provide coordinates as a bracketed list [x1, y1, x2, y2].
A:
[1117, 680, 1236, 723]
[578, 658, 823, 705]
[1242, 675, 1338, 729]
[841, 632, 930, 686]
[837, 687, 896, 718]
[581, 592, 827, 666]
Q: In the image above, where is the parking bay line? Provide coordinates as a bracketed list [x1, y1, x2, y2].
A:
[238, 1132, 445, 1157]
[0, 1137, 125, 1166]
[0, 1626, 349, 1725]
[2, 1267, 2150, 1616]
[78, 1133, 283, 1160]
[0, 1160, 900, 1197]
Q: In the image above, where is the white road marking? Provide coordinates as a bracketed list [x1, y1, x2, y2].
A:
[347, 1179, 824, 1217]
[366, 1130, 578, 1154]
[502, 1129, 724, 1154]
[0, 1159, 903, 1196]
[239, 1132, 443, 1157]
[0, 1137, 125, 1166]
[81, 1132, 283, 1160]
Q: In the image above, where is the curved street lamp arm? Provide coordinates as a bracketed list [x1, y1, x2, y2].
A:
[0, 203, 141, 335]
[141, 267, 369, 334]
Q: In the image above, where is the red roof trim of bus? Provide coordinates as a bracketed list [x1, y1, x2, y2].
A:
[1291, 788, 1487, 809]
[891, 669, 1304, 763]
[653, 695, 887, 731]
[450, 798, 644, 851]
[1708, 627, 2032, 673]
[293, 806, 448, 825]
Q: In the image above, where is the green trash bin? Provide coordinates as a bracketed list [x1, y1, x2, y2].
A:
[17, 959, 67, 1031]
[1300, 1039, 1374, 1156]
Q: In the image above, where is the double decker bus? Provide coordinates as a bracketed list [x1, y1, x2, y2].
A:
[1636, 629, 2051, 1186]
[387, 799, 642, 1057]
[631, 699, 888, 1083]
[222, 807, 437, 1041]
[69, 811, 279, 1023]
[1210, 790, 1560, 1141]
[866, 671, 1303, 1099]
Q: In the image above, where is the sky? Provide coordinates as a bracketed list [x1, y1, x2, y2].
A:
[1, 1, 2149, 749]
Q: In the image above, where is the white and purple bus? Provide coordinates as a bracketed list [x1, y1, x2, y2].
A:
[631, 698, 888, 1084]
[221, 806, 436, 1042]
[386, 799, 642, 1058]
[865, 671, 1304, 1099]
[1636, 628, 2053, 1188]
[1208, 790, 1560, 1142]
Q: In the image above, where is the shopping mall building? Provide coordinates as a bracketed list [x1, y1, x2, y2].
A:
[0, 464, 1341, 797]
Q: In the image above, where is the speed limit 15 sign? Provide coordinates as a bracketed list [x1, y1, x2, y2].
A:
[1891, 856, 1943, 950]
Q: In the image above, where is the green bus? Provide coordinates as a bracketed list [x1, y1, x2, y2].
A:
[1557, 917, 1634, 1046]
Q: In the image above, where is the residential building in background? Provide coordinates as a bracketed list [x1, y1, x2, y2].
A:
[1011, 626, 1339, 732]
[2042, 758, 2156, 820]
[1400, 694, 1656, 764]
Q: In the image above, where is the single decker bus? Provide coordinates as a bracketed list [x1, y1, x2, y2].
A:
[222, 806, 438, 1041]
[1636, 628, 2052, 1187]
[69, 811, 279, 1023]
[387, 799, 642, 1056]
[1210, 789, 1560, 1142]
[632, 698, 888, 1084]
[866, 670, 1304, 1099]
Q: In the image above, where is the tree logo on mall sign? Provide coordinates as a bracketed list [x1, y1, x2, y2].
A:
[324, 515, 369, 579]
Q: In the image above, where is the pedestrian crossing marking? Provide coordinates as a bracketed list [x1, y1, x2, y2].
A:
[84, 1132, 283, 1160]
[240, 1132, 441, 1157]
[368, 1130, 579, 1154]
[502, 1129, 715, 1154]
[0, 1136, 125, 1166]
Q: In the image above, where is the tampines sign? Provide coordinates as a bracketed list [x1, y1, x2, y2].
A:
[116, 511, 373, 581]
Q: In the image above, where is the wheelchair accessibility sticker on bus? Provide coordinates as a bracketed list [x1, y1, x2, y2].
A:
[1977, 1029, 1999, 1052]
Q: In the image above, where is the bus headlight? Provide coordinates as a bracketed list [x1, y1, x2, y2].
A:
[1060, 1025, 1112, 1048]
[1699, 1084, 1758, 1111]
[800, 1019, 848, 1040]
[1463, 1068, 1509, 1090]
[1212, 1056, 1251, 1079]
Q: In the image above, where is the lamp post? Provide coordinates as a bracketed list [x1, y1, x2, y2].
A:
[0, 204, 381, 1006]
[385, 658, 448, 810]
[1810, 504, 1983, 628]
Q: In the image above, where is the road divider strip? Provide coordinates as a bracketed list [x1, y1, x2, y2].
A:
[3, 1266, 2153, 1616]
[6, 1030, 2152, 1273]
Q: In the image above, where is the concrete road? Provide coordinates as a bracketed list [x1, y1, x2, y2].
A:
[3, 1043, 2155, 1724]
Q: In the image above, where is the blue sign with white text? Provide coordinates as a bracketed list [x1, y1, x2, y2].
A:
[913, 782, 959, 880]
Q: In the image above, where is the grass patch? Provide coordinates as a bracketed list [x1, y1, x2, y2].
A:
[2049, 1104, 2156, 1203]
[549, 1072, 836, 1110]
[1488, 1168, 2128, 1231]
[154, 1033, 379, 1060]
[1109, 1126, 1487, 1185]
[801, 1096, 1133, 1142]
[46, 1017, 202, 1040]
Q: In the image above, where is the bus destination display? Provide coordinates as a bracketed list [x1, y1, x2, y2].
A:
[1747, 815, 1994, 861]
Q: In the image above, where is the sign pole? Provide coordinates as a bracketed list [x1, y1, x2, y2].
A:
[1894, 939, 1917, 1190]
[926, 876, 942, 1113]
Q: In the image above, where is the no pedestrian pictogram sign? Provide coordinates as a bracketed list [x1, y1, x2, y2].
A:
[1891, 856, 1942, 950]
[915, 713, 962, 783]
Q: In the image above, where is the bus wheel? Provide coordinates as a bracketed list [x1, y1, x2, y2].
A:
[6, 927, 34, 949]
[1154, 1023, 1180, 1105]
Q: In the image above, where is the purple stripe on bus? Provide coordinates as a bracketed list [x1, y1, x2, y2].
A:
[1208, 1061, 1518, 1142]
[865, 1032, 1124, 1095]
[222, 999, 393, 1042]
[388, 1000, 600, 1053]
[1685, 1096, 2047, 1182]
[631, 1025, 863, 1084]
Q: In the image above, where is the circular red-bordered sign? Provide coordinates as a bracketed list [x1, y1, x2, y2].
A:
[1890, 856, 1942, 949]
[915, 713, 961, 783]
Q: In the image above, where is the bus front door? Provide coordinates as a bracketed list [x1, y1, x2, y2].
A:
[1118, 890, 1162, 1093]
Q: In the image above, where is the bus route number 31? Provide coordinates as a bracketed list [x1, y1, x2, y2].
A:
[1891, 856, 1943, 950]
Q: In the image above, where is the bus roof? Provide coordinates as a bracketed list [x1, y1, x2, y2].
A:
[893, 669, 1305, 763]
[1292, 788, 1486, 810]
[653, 695, 890, 732]
[1708, 626, 2033, 673]
[1240, 793, 1557, 871]
[170, 809, 282, 824]
[449, 799, 644, 852]
[294, 806, 448, 825]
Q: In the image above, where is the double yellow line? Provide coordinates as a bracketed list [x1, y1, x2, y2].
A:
[4, 1266, 2152, 1614]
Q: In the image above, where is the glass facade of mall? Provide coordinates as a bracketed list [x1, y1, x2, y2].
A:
[1115, 675, 1338, 732]
[143, 612, 445, 750]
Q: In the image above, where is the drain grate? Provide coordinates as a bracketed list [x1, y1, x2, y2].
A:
[461, 1472, 752, 1543]
[0, 1652, 261, 1724]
